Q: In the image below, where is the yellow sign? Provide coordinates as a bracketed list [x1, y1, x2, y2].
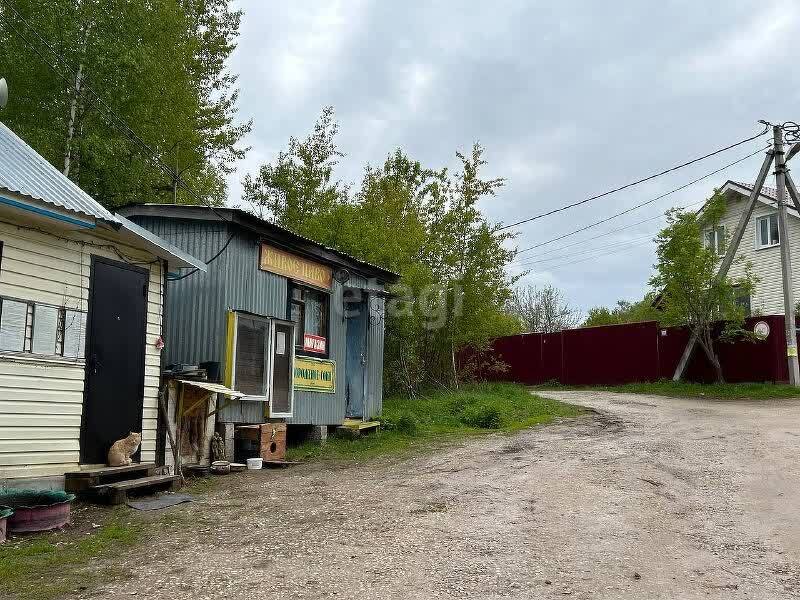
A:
[294, 357, 336, 393]
[260, 243, 332, 290]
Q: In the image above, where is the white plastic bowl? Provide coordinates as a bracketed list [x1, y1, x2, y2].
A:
[246, 457, 263, 470]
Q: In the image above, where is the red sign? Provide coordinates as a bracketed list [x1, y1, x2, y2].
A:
[303, 333, 327, 354]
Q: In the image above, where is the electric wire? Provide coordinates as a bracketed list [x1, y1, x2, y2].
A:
[167, 232, 236, 281]
[519, 237, 657, 273]
[512, 144, 769, 255]
[508, 197, 706, 265]
[498, 128, 770, 231]
[509, 232, 660, 269]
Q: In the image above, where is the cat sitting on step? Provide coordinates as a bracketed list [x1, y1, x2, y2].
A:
[107, 432, 142, 467]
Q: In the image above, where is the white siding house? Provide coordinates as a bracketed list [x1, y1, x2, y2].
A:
[0, 122, 204, 483]
[707, 180, 800, 316]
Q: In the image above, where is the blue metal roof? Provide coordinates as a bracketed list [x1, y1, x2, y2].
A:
[0, 121, 120, 224]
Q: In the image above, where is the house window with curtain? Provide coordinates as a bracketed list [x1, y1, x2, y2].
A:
[755, 214, 779, 249]
[288, 284, 329, 357]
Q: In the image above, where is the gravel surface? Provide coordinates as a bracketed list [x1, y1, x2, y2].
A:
[85, 391, 800, 599]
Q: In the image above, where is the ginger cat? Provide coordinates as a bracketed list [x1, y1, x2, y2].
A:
[107, 432, 141, 467]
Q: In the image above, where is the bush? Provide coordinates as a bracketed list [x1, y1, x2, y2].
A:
[379, 412, 419, 435]
[395, 413, 419, 435]
[459, 404, 504, 429]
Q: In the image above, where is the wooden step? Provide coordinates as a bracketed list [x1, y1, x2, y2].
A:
[65, 463, 158, 493]
[341, 419, 380, 432]
[336, 419, 380, 438]
[91, 474, 181, 505]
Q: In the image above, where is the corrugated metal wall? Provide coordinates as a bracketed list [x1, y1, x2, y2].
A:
[132, 216, 232, 367]
[127, 215, 387, 425]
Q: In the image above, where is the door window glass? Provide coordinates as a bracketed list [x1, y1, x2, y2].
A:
[235, 316, 268, 396]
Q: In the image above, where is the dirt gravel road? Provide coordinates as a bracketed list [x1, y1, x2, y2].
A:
[88, 391, 800, 600]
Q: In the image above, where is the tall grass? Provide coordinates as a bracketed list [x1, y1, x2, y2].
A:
[287, 383, 582, 461]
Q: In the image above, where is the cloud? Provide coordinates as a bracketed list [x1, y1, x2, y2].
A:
[670, 0, 799, 88]
[227, 0, 800, 311]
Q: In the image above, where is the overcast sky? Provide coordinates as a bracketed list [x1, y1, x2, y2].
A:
[227, 0, 800, 315]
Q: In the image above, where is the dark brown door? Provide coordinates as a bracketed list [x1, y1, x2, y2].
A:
[80, 257, 148, 464]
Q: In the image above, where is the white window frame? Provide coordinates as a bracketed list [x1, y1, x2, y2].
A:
[703, 225, 726, 256]
[228, 311, 295, 417]
[755, 213, 780, 249]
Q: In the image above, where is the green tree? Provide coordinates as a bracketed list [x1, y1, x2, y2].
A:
[649, 191, 756, 382]
[242, 111, 519, 394]
[0, 0, 250, 207]
[242, 106, 345, 235]
[583, 293, 662, 327]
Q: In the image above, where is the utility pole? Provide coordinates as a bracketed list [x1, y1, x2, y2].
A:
[773, 125, 800, 385]
[673, 140, 774, 380]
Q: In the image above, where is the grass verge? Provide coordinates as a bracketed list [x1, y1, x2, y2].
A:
[530, 380, 800, 400]
[287, 382, 583, 461]
[1, 503, 194, 600]
[0, 510, 142, 600]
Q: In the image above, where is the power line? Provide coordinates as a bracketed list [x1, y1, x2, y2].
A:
[514, 201, 699, 262]
[507, 197, 709, 266]
[0, 0, 232, 225]
[512, 144, 769, 255]
[509, 232, 659, 269]
[498, 127, 770, 231]
[516, 237, 658, 273]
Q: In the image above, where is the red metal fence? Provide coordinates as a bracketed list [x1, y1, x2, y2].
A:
[470, 315, 789, 385]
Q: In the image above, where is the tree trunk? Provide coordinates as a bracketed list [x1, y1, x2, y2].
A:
[697, 329, 724, 383]
[451, 342, 459, 390]
[63, 62, 84, 177]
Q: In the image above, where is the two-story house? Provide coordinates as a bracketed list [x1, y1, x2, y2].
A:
[704, 180, 800, 316]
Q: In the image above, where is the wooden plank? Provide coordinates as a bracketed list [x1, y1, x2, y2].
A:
[92, 473, 176, 491]
[71, 462, 157, 478]
[92, 474, 179, 505]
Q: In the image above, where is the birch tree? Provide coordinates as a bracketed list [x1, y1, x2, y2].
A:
[0, 0, 250, 206]
[507, 284, 581, 333]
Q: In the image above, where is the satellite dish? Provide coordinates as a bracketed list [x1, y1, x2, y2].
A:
[0, 78, 7, 109]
